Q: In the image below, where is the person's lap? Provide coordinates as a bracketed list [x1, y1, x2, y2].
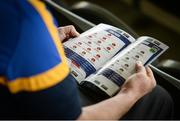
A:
[122, 85, 174, 120]
[0, 83, 174, 119]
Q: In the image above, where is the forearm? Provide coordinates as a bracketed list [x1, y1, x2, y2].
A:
[78, 89, 140, 120]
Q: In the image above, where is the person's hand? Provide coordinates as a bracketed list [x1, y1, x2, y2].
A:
[58, 25, 80, 42]
[119, 61, 156, 100]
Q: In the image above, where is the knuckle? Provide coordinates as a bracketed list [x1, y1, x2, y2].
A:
[58, 27, 63, 30]
[69, 25, 75, 29]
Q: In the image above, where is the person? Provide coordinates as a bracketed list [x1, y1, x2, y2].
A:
[0, 0, 173, 119]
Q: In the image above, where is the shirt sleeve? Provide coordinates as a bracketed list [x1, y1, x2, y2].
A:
[0, 0, 82, 119]
[4, 0, 70, 93]
[0, 0, 20, 77]
[14, 74, 82, 119]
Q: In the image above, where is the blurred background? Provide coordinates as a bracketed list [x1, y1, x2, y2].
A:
[59, 0, 180, 62]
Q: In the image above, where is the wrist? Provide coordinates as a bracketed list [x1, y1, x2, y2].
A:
[118, 88, 142, 103]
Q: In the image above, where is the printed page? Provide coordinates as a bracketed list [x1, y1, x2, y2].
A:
[63, 24, 135, 83]
[84, 36, 169, 96]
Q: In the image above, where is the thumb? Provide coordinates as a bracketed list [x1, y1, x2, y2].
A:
[136, 61, 145, 73]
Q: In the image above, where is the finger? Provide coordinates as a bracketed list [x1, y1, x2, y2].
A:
[69, 25, 80, 37]
[146, 67, 157, 87]
[65, 25, 79, 37]
[136, 61, 146, 74]
[146, 66, 155, 80]
[57, 26, 79, 41]
[58, 31, 66, 41]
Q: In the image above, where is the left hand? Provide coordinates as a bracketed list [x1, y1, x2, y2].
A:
[58, 25, 80, 42]
[119, 61, 156, 100]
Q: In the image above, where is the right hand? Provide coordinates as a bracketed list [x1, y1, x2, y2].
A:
[119, 61, 156, 100]
[58, 25, 80, 42]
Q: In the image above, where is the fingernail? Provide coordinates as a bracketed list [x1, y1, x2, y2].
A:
[136, 61, 142, 66]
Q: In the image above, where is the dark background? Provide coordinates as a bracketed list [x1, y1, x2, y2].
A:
[60, 0, 180, 62]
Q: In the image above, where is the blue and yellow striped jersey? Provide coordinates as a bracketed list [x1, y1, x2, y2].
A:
[0, 0, 70, 93]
